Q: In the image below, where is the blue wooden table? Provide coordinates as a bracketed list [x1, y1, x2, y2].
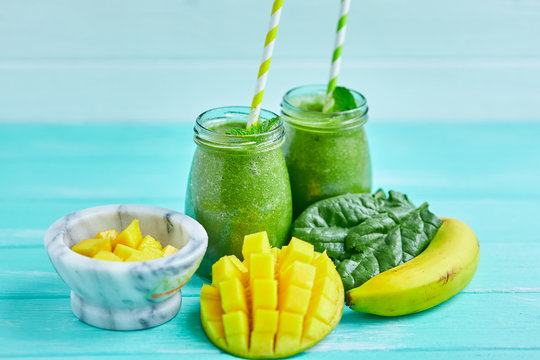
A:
[1, 122, 539, 359]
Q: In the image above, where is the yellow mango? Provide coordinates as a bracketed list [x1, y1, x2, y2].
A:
[72, 237, 111, 257]
[212, 256, 246, 286]
[252, 279, 277, 311]
[162, 244, 179, 257]
[141, 246, 163, 260]
[113, 244, 141, 260]
[250, 332, 274, 356]
[125, 252, 146, 262]
[280, 237, 314, 271]
[95, 229, 119, 248]
[200, 233, 344, 358]
[242, 231, 271, 261]
[219, 278, 248, 313]
[223, 310, 249, 336]
[253, 309, 279, 333]
[279, 285, 311, 315]
[279, 261, 316, 290]
[92, 250, 122, 262]
[204, 320, 225, 342]
[249, 253, 275, 281]
[138, 235, 162, 251]
[116, 219, 143, 249]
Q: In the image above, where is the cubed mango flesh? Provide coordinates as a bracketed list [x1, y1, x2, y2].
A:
[95, 229, 119, 248]
[92, 250, 122, 262]
[162, 244, 179, 257]
[200, 231, 344, 359]
[72, 237, 111, 257]
[71, 220, 172, 263]
[138, 235, 162, 251]
[116, 219, 143, 249]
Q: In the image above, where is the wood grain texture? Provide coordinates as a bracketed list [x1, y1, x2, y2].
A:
[0, 0, 539, 122]
[0, 122, 539, 358]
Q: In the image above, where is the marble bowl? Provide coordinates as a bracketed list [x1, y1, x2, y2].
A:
[44, 204, 207, 331]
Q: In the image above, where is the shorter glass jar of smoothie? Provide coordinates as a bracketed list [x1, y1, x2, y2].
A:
[281, 84, 371, 218]
[186, 106, 293, 281]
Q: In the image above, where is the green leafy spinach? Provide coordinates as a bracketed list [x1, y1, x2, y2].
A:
[291, 190, 442, 291]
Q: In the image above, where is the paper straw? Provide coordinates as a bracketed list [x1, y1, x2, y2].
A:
[247, 0, 284, 129]
[326, 0, 351, 96]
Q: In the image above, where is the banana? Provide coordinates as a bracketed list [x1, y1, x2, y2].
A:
[346, 218, 480, 316]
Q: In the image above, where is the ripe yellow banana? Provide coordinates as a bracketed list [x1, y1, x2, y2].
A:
[347, 218, 480, 316]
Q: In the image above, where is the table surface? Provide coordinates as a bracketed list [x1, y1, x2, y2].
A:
[1, 122, 539, 359]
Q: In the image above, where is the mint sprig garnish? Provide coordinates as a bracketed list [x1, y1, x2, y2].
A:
[323, 86, 358, 113]
[226, 117, 279, 136]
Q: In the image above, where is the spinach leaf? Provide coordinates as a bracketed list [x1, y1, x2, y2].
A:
[291, 190, 442, 291]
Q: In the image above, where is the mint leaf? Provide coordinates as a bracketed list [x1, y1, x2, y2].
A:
[325, 86, 358, 113]
[291, 190, 442, 291]
[226, 117, 279, 136]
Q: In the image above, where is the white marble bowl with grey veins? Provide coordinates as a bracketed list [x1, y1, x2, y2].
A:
[44, 204, 207, 331]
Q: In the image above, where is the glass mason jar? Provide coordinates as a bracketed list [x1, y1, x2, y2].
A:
[281, 84, 371, 218]
[185, 106, 293, 281]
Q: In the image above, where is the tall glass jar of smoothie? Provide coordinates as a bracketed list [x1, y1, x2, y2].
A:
[281, 84, 371, 218]
[186, 106, 293, 281]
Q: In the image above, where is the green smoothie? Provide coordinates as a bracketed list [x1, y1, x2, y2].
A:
[281, 85, 371, 218]
[186, 107, 292, 281]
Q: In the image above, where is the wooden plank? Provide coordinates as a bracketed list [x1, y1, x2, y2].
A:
[1, 63, 539, 122]
[1, 240, 538, 300]
[0, 294, 539, 358]
[1, 124, 539, 201]
[1, 0, 539, 60]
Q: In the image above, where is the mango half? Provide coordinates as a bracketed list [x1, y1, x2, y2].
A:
[200, 232, 344, 359]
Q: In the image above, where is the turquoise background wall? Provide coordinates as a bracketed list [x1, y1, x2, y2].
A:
[1, 0, 539, 123]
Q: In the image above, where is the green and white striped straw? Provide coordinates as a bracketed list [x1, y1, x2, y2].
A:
[247, 0, 284, 129]
[327, 0, 351, 96]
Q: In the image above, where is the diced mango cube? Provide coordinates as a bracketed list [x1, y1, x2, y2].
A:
[250, 332, 274, 356]
[252, 279, 278, 310]
[279, 285, 311, 314]
[249, 253, 275, 281]
[138, 235, 162, 251]
[92, 250, 122, 262]
[212, 256, 245, 286]
[229, 255, 248, 274]
[242, 231, 270, 261]
[95, 229, 119, 248]
[313, 276, 339, 304]
[312, 251, 336, 279]
[200, 284, 220, 301]
[280, 261, 316, 290]
[116, 219, 143, 249]
[201, 297, 223, 322]
[205, 320, 225, 341]
[278, 311, 304, 336]
[307, 293, 335, 324]
[125, 252, 146, 262]
[253, 309, 279, 333]
[280, 237, 314, 271]
[222, 310, 249, 336]
[113, 244, 142, 260]
[227, 334, 249, 354]
[141, 246, 163, 260]
[219, 278, 248, 313]
[275, 333, 301, 354]
[303, 316, 329, 340]
[162, 244, 179, 257]
[72, 237, 111, 257]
